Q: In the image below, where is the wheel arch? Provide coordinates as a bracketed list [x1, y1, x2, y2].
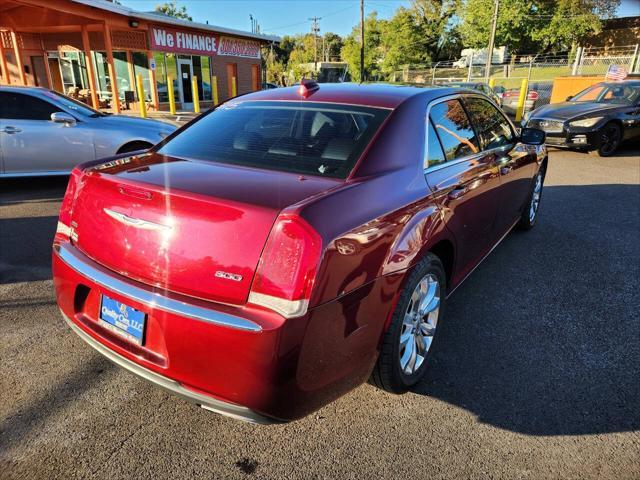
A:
[116, 139, 154, 154]
[427, 239, 455, 291]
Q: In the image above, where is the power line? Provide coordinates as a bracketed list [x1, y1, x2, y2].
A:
[263, 4, 355, 32]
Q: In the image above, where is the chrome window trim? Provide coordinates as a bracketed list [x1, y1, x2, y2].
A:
[53, 242, 262, 332]
[229, 98, 395, 111]
[60, 310, 275, 424]
[423, 93, 517, 174]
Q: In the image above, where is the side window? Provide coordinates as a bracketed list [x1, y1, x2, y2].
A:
[429, 99, 480, 161]
[425, 119, 446, 169]
[0, 92, 61, 120]
[464, 97, 514, 150]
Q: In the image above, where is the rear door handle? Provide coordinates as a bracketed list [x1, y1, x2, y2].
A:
[1, 126, 22, 134]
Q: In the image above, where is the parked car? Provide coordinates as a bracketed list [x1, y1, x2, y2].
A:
[500, 82, 552, 115]
[523, 80, 640, 156]
[446, 82, 502, 105]
[0, 86, 176, 177]
[53, 81, 547, 423]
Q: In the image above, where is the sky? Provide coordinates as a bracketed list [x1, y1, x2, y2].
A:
[120, 0, 640, 37]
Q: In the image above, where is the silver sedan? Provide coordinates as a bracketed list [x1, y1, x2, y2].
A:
[0, 86, 177, 177]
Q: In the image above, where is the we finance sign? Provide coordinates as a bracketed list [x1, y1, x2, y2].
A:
[150, 26, 261, 59]
[151, 26, 218, 55]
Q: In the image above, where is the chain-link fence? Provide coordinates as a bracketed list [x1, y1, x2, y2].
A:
[391, 44, 640, 117]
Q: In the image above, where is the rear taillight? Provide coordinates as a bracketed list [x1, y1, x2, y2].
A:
[55, 167, 82, 242]
[248, 214, 322, 318]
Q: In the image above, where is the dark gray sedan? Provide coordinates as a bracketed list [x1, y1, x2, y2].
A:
[0, 86, 176, 177]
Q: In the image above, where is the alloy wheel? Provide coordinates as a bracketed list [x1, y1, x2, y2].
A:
[529, 172, 543, 223]
[600, 125, 621, 156]
[399, 274, 440, 375]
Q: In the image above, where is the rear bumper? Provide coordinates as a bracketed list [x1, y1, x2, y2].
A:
[60, 309, 275, 424]
[53, 241, 402, 422]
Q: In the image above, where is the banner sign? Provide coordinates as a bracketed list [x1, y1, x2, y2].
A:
[150, 26, 260, 59]
[151, 26, 218, 55]
[218, 36, 261, 59]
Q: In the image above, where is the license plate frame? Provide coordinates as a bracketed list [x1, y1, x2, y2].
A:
[99, 295, 147, 345]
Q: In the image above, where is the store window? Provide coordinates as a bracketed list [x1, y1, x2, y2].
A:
[153, 52, 168, 102]
[165, 53, 179, 99]
[132, 52, 152, 102]
[113, 51, 131, 99]
[59, 51, 88, 93]
[193, 56, 213, 101]
[92, 52, 110, 100]
[151, 53, 213, 104]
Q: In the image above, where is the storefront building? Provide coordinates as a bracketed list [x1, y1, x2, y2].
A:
[0, 0, 279, 112]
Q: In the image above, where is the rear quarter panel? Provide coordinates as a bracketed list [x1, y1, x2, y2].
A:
[298, 92, 455, 318]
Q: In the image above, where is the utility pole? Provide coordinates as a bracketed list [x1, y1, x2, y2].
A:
[309, 16, 321, 73]
[249, 14, 254, 33]
[360, 0, 365, 82]
[322, 35, 326, 62]
[485, 0, 499, 81]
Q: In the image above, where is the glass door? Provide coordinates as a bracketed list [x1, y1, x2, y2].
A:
[177, 58, 193, 109]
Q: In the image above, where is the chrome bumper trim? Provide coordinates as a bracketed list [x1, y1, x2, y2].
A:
[53, 242, 262, 332]
[61, 311, 275, 424]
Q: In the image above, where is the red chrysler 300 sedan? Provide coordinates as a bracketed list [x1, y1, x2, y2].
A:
[53, 82, 547, 423]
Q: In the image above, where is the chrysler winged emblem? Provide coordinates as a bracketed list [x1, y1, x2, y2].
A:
[103, 208, 172, 232]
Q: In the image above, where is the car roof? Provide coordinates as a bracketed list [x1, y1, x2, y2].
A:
[232, 83, 470, 109]
[0, 85, 46, 92]
[599, 80, 640, 86]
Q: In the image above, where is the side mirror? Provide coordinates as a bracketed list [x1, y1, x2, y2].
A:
[51, 112, 77, 126]
[566, 95, 573, 101]
[520, 127, 545, 145]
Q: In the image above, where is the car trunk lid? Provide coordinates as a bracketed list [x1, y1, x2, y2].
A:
[71, 153, 340, 305]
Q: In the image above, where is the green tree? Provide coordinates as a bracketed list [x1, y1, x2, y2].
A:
[531, 0, 619, 51]
[341, 12, 387, 82]
[410, 0, 460, 59]
[457, 0, 620, 53]
[155, 1, 192, 21]
[323, 33, 344, 62]
[380, 7, 432, 74]
[458, 0, 537, 52]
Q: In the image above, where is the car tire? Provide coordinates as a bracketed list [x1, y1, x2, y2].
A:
[370, 253, 446, 394]
[517, 167, 545, 230]
[592, 122, 622, 157]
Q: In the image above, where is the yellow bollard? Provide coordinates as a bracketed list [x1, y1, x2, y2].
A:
[212, 76, 219, 106]
[515, 78, 528, 122]
[232, 76, 237, 97]
[488, 78, 495, 89]
[167, 75, 176, 115]
[136, 74, 147, 118]
[192, 75, 200, 113]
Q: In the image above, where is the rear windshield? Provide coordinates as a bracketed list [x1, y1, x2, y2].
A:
[157, 101, 389, 178]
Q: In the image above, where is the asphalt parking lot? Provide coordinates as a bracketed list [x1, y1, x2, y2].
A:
[1, 146, 639, 479]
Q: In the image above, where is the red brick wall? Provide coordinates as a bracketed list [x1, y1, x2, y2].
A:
[211, 55, 261, 100]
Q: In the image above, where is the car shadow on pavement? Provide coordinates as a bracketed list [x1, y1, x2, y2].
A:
[0, 177, 69, 204]
[0, 356, 114, 455]
[413, 183, 640, 436]
[0, 216, 57, 284]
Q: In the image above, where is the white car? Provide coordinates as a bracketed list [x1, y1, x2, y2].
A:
[0, 86, 176, 177]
